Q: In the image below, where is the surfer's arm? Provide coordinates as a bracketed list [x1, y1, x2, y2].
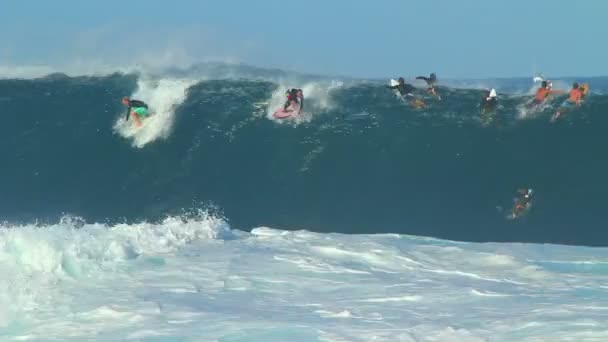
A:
[125, 106, 131, 120]
[386, 85, 398, 89]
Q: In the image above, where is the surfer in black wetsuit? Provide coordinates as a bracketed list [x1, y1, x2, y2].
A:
[479, 89, 498, 125]
[387, 77, 415, 97]
[416, 73, 437, 87]
[284, 88, 304, 110]
[511, 188, 533, 219]
[416, 73, 440, 99]
[481, 89, 497, 113]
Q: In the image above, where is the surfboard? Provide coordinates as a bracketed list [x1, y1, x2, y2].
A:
[581, 83, 589, 97]
[273, 102, 301, 119]
[390, 79, 425, 108]
[411, 98, 425, 108]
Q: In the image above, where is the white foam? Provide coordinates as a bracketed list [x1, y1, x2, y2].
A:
[113, 77, 197, 148]
[315, 309, 352, 318]
[2, 221, 608, 341]
[358, 295, 422, 302]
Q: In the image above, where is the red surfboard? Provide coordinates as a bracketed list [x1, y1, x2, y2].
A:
[273, 102, 301, 119]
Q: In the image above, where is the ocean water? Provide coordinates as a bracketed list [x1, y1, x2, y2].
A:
[2, 65, 607, 245]
[1, 63, 608, 340]
[2, 215, 608, 341]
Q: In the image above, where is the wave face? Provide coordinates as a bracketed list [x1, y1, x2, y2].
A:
[2, 66, 608, 246]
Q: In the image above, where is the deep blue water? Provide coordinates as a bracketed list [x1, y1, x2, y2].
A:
[1, 66, 607, 246]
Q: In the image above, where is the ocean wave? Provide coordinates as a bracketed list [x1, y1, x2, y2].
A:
[1, 64, 608, 246]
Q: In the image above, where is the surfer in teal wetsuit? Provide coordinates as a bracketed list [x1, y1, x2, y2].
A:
[122, 97, 149, 127]
[284, 89, 304, 111]
[387, 77, 415, 97]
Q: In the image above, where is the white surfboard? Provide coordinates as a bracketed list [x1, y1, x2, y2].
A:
[389, 79, 416, 99]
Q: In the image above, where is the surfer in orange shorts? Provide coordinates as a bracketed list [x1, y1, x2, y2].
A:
[552, 83, 584, 121]
[528, 81, 563, 107]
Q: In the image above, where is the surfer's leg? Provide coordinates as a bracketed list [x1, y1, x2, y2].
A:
[131, 112, 142, 126]
[132, 107, 148, 126]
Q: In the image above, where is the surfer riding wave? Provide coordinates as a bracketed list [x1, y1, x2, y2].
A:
[122, 97, 150, 127]
[284, 88, 304, 111]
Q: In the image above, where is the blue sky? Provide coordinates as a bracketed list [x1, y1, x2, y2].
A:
[1, 0, 606, 78]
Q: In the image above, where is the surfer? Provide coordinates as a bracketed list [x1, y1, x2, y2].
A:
[480, 89, 498, 125]
[552, 82, 584, 121]
[481, 89, 498, 113]
[567, 83, 584, 105]
[416, 73, 437, 87]
[284, 88, 304, 111]
[511, 188, 533, 219]
[388, 77, 426, 108]
[528, 80, 563, 108]
[122, 97, 149, 127]
[416, 73, 440, 99]
[387, 77, 416, 97]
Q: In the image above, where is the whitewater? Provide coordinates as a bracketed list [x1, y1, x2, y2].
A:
[2, 63, 608, 341]
[2, 214, 608, 341]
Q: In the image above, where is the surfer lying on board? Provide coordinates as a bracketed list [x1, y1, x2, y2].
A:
[284, 88, 304, 111]
[528, 80, 563, 108]
[566, 83, 584, 104]
[511, 188, 533, 219]
[122, 97, 149, 127]
[552, 82, 585, 121]
[416, 73, 441, 99]
[386, 77, 415, 97]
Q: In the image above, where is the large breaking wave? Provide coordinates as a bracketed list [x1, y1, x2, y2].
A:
[1, 63, 608, 246]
